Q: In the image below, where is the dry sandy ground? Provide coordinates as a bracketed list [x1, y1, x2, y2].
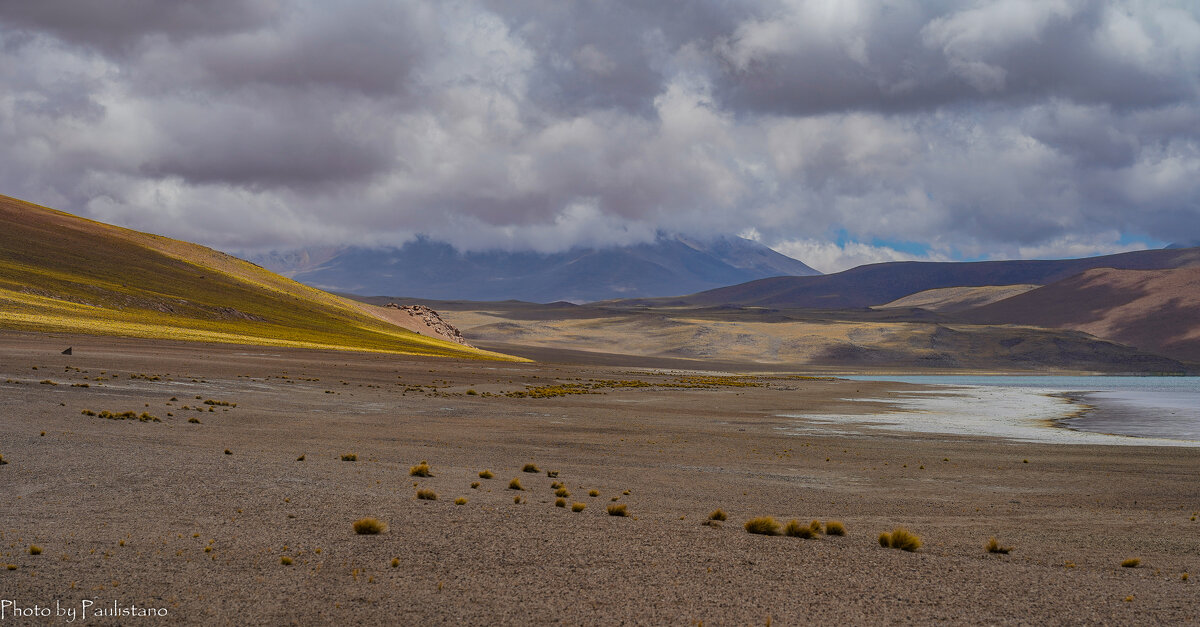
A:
[0, 332, 1197, 625]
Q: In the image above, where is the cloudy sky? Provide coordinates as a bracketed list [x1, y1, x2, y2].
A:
[2, 0, 1198, 272]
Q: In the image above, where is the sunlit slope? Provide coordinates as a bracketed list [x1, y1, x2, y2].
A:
[0, 195, 518, 360]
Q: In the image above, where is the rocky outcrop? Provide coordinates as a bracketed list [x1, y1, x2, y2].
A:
[384, 303, 469, 346]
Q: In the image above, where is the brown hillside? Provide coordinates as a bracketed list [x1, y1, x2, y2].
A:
[965, 267, 1200, 362]
[874, 284, 1041, 313]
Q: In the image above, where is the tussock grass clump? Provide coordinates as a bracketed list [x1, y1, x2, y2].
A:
[280, 556, 293, 565]
[555, 498, 566, 508]
[203, 399, 235, 407]
[985, 537, 1012, 554]
[522, 463, 540, 473]
[555, 487, 571, 498]
[1121, 558, 1141, 568]
[546, 470, 559, 478]
[810, 520, 823, 534]
[709, 509, 728, 521]
[341, 454, 357, 462]
[607, 503, 629, 517]
[454, 497, 467, 505]
[188, 417, 201, 424]
[785, 520, 816, 538]
[416, 489, 438, 501]
[550, 481, 562, 489]
[478, 470, 494, 479]
[353, 518, 388, 534]
[81, 410, 96, 416]
[825, 520, 846, 536]
[513, 495, 522, 504]
[0, 454, 7, 466]
[409, 462, 432, 477]
[571, 502, 586, 512]
[29, 545, 42, 555]
[508, 478, 523, 491]
[391, 558, 400, 568]
[588, 489, 600, 497]
[224, 449, 232, 455]
[470, 482, 480, 489]
[745, 517, 781, 536]
[879, 527, 921, 552]
[296, 454, 305, 461]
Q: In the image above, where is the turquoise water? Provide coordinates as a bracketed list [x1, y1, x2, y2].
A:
[843, 376, 1200, 442]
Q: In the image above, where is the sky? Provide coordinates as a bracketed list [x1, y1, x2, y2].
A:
[2, 0, 1199, 273]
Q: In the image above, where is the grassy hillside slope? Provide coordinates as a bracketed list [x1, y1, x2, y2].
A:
[0, 195, 517, 360]
[874, 284, 1042, 313]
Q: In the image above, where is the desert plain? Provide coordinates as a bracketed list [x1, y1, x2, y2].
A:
[0, 331, 1197, 625]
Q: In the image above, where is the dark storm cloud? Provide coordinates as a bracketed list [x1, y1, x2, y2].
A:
[1, 0, 1198, 271]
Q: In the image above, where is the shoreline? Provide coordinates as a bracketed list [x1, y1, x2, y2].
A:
[781, 383, 1200, 447]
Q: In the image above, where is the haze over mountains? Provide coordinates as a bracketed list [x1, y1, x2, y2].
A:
[251, 235, 819, 303]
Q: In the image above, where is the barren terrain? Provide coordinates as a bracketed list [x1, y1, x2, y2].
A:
[1, 332, 1197, 624]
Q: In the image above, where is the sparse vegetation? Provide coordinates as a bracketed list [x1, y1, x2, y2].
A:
[784, 519, 816, 538]
[555, 498, 566, 508]
[522, 463, 540, 473]
[555, 487, 570, 498]
[280, 556, 293, 565]
[607, 503, 629, 517]
[478, 470, 493, 479]
[224, 449, 232, 455]
[188, 417, 201, 424]
[1121, 558, 1141, 568]
[985, 537, 1012, 554]
[513, 495, 522, 504]
[709, 509, 728, 521]
[417, 489, 437, 501]
[454, 497, 467, 505]
[391, 558, 400, 568]
[508, 478, 523, 491]
[470, 482, 480, 489]
[353, 518, 387, 534]
[879, 527, 921, 552]
[571, 502, 586, 512]
[296, 454, 305, 461]
[589, 489, 600, 497]
[825, 520, 846, 536]
[0, 454, 6, 466]
[410, 462, 432, 477]
[745, 517, 781, 536]
[29, 545, 42, 555]
[810, 520, 823, 534]
[546, 470, 559, 478]
[341, 454, 357, 462]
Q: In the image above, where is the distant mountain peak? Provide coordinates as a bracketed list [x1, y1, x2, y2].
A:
[247, 235, 819, 303]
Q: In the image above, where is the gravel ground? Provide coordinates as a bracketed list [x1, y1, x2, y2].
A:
[0, 333, 1197, 625]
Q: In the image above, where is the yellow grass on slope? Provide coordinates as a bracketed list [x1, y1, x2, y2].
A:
[0, 194, 521, 360]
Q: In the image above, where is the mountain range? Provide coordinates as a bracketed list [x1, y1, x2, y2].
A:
[249, 235, 819, 303]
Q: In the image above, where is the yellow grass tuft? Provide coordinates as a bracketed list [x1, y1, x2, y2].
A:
[588, 489, 600, 497]
[607, 503, 629, 517]
[571, 502, 586, 512]
[555, 498, 566, 508]
[341, 454, 357, 462]
[470, 482, 480, 489]
[478, 470, 493, 479]
[508, 478, 523, 491]
[744, 517, 781, 536]
[879, 527, 921, 552]
[825, 520, 846, 536]
[29, 545, 42, 555]
[1121, 558, 1140, 568]
[522, 463, 540, 473]
[985, 537, 1012, 554]
[784, 519, 816, 538]
[555, 487, 571, 498]
[416, 489, 437, 501]
[353, 518, 387, 535]
[391, 558, 400, 568]
[810, 519, 823, 534]
[709, 509, 728, 521]
[280, 556, 293, 565]
[513, 495, 522, 504]
[409, 463, 432, 477]
[546, 470, 559, 478]
[454, 497, 467, 505]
